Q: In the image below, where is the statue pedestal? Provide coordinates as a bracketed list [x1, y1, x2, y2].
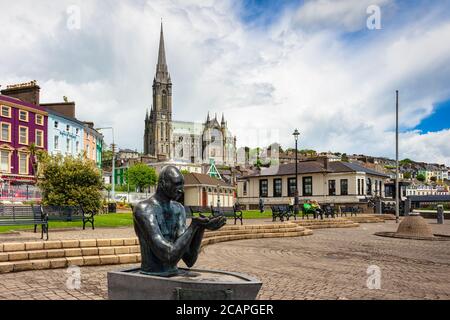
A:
[107, 268, 262, 300]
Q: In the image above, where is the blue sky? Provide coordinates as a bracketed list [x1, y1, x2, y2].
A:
[0, 0, 449, 165]
[415, 99, 450, 133]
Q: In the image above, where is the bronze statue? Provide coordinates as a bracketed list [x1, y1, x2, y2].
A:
[133, 166, 226, 277]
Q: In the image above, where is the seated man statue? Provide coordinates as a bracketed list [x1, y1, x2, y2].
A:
[133, 166, 226, 277]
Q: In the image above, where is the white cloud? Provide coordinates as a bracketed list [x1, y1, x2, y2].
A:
[0, 0, 449, 165]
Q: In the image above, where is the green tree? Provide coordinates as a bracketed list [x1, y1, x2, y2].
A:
[37, 153, 103, 213]
[341, 153, 349, 162]
[417, 173, 426, 182]
[403, 172, 412, 179]
[430, 176, 437, 183]
[399, 158, 413, 166]
[126, 163, 158, 192]
[180, 169, 190, 175]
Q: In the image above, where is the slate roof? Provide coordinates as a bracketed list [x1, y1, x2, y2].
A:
[183, 173, 233, 188]
[242, 161, 390, 178]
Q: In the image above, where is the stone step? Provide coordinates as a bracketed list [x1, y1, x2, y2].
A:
[0, 245, 141, 263]
[293, 219, 359, 229]
[204, 226, 306, 238]
[0, 253, 142, 274]
[201, 229, 313, 247]
[219, 223, 297, 231]
[0, 238, 138, 253]
[299, 223, 359, 229]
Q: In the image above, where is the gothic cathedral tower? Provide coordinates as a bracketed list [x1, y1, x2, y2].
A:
[144, 22, 172, 159]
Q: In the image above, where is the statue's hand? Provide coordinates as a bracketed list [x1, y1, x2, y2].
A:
[204, 215, 226, 231]
[191, 215, 226, 231]
[191, 215, 211, 229]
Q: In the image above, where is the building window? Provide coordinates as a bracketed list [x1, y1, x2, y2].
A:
[243, 181, 247, 196]
[35, 130, 44, 147]
[1, 105, 11, 118]
[1, 123, 11, 142]
[54, 136, 59, 150]
[379, 181, 382, 196]
[341, 179, 348, 196]
[162, 90, 168, 109]
[76, 141, 79, 153]
[36, 114, 44, 126]
[18, 152, 28, 175]
[357, 179, 361, 195]
[288, 178, 297, 197]
[19, 126, 28, 145]
[303, 176, 313, 196]
[66, 125, 70, 132]
[19, 110, 29, 122]
[66, 138, 71, 153]
[0, 150, 11, 173]
[273, 178, 282, 197]
[367, 178, 372, 196]
[328, 180, 336, 196]
[76, 128, 79, 135]
[259, 179, 268, 198]
[54, 121, 59, 129]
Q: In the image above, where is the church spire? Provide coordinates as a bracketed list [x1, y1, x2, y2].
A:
[155, 21, 169, 82]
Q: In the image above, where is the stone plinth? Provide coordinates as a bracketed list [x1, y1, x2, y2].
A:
[108, 268, 262, 300]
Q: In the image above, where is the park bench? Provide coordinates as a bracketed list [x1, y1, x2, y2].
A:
[189, 206, 213, 216]
[41, 205, 95, 230]
[0, 205, 48, 240]
[271, 205, 283, 222]
[323, 204, 337, 218]
[272, 205, 299, 221]
[301, 204, 322, 219]
[339, 206, 360, 217]
[211, 205, 243, 225]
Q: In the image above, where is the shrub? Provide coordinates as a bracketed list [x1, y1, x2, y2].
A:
[37, 153, 104, 213]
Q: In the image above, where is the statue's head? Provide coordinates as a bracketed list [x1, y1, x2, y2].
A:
[157, 166, 184, 201]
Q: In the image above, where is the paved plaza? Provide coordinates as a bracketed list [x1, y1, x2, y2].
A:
[0, 220, 449, 300]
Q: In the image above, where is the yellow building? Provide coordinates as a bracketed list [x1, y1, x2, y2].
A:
[183, 172, 235, 207]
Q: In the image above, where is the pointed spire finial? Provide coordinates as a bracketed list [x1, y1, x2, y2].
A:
[155, 19, 169, 82]
[207, 111, 210, 122]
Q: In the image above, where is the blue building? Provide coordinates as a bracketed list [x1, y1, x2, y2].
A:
[47, 110, 84, 157]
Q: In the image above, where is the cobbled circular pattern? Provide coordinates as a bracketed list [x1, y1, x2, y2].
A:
[0, 221, 449, 300]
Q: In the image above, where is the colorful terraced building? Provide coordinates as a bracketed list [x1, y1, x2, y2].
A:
[0, 83, 48, 185]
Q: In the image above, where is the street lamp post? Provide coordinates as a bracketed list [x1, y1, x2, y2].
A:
[293, 129, 300, 215]
[395, 91, 400, 223]
[217, 184, 221, 208]
[96, 127, 115, 201]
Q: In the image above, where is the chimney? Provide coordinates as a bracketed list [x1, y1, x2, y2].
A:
[1, 80, 40, 106]
[83, 121, 95, 129]
[318, 156, 329, 170]
[41, 102, 76, 118]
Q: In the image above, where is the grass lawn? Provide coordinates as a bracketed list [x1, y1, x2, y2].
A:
[0, 210, 273, 234]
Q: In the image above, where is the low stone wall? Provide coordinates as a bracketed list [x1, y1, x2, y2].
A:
[0, 223, 313, 274]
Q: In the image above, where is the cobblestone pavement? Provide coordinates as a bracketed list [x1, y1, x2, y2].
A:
[0, 220, 449, 300]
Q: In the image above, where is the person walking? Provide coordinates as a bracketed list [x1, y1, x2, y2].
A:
[259, 197, 265, 213]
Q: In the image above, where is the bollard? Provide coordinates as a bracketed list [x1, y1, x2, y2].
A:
[375, 199, 382, 214]
[437, 205, 444, 224]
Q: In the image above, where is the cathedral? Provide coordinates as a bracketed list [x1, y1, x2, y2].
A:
[144, 23, 237, 166]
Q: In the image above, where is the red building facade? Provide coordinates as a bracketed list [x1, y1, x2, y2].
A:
[0, 91, 48, 185]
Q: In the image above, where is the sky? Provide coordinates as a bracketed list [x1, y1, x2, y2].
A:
[1, 0, 450, 166]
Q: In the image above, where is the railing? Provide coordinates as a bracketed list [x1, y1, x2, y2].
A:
[0, 185, 42, 202]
